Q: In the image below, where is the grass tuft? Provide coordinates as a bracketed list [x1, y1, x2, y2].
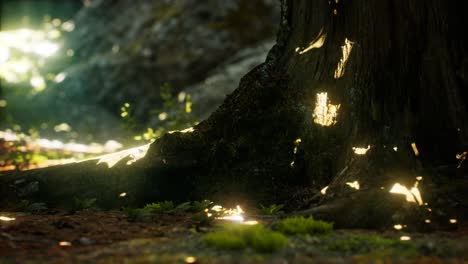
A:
[203, 224, 288, 253]
[143, 201, 174, 214]
[274, 216, 333, 235]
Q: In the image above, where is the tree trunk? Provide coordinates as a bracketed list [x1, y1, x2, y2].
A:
[1, 0, 467, 228]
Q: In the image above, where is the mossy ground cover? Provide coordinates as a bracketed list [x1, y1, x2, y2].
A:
[0, 210, 466, 263]
[203, 223, 288, 253]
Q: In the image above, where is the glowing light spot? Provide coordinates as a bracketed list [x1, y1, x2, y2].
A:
[58, 241, 72, 247]
[211, 205, 223, 212]
[52, 19, 62, 27]
[313, 92, 340, 126]
[333, 9, 338, 15]
[296, 28, 326, 55]
[353, 145, 370, 155]
[456, 152, 467, 168]
[10, 59, 32, 73]
[346, 181, 360, 190]
[185, 96, 192, 113]
[54, 72, 67, 83]
[66, 49, 75, 57]
[61, 21, 75, 32]
[425, 219, 431, 223]
[290, 161, 295, 168]
[119, 192, 127, 197]
[393, 146, 398, 152]
[54, 123, 72, 132]
[112, 45, 120, 54]
[320, 186, 329, 195]
[158, 112, 168, 121]
[185, 256, 197, 263]
[30, 76, 46, 91]
[400, 236, 411, 241]
[389, 183, 423, 205]
[0, 100, 7, 108]
[208, 205, 256, 224]
[33, 42, 60, 57]
[243, 220, 259, 225]
[218, 205, 245, 222]
[449, 219, 457, 224]
[96, 143, 151, 168]
[393, 224, 403, 230]
[47, 29, 61, 39]
[411, 142, 419, 156]
[294, 138, 302, 145]
[178, 92, 187, 103]
[169, 127, 195, 134]
[0, 216, 16, 221]
[334, 38, 354, 79]
[0, 46, 9, 64]
[416, 176, 423, 181]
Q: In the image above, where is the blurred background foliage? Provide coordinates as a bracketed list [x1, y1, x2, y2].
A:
[0, 0, 278, 171]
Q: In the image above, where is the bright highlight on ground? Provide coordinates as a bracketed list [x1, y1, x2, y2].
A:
[313, 92, 340, 126]
[206, 205, 258, 225]
[0, 216, 16, 221]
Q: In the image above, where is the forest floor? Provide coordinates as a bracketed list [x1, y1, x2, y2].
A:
[0, 210, 467, 264]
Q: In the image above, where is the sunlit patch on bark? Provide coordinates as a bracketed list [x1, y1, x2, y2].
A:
[334, 38, 354, 79]
[345, 181, 360, 190]
[320, 186, 329, 195]
[295, 28, 326, 55]
[313, 92, 340, 126]
[411, 142, 419, 156]
[353, 145, 370, 155]
[389, 183, 423, 205]
[168, 127, 195, 134]
[96, 143, 151, 168]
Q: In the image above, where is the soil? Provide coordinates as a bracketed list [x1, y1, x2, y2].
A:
[1, 211, 467, 263]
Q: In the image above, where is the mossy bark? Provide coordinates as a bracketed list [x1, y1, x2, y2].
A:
[1, 0, 467, 228]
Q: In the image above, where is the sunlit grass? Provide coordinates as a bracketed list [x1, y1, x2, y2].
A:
[274, 216, 333, 235]
[203, 224, 288, 253]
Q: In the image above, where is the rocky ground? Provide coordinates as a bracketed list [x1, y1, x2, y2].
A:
[0, 210, 466, 264]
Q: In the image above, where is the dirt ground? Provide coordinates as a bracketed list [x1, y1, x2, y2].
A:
[0, 211, 467, 264]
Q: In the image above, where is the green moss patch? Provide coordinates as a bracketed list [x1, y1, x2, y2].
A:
[203, 224, 288, 253]
[275, 216, 333, 235]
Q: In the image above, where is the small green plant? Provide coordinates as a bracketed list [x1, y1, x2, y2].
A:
[16, 200, 48, 213]
[143, 201, 174, 214]
[72, 197, 98, 211]
[260, 204, 285, 215]
[274, 216, 333, 235]
[325, 234, 413, 254]
[191, 211, 215, 227]
[123, 207, 152, 222]
[170, 201, 193, 213]
[191, 199, 214, 212]
[203, 224, 288, 253]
